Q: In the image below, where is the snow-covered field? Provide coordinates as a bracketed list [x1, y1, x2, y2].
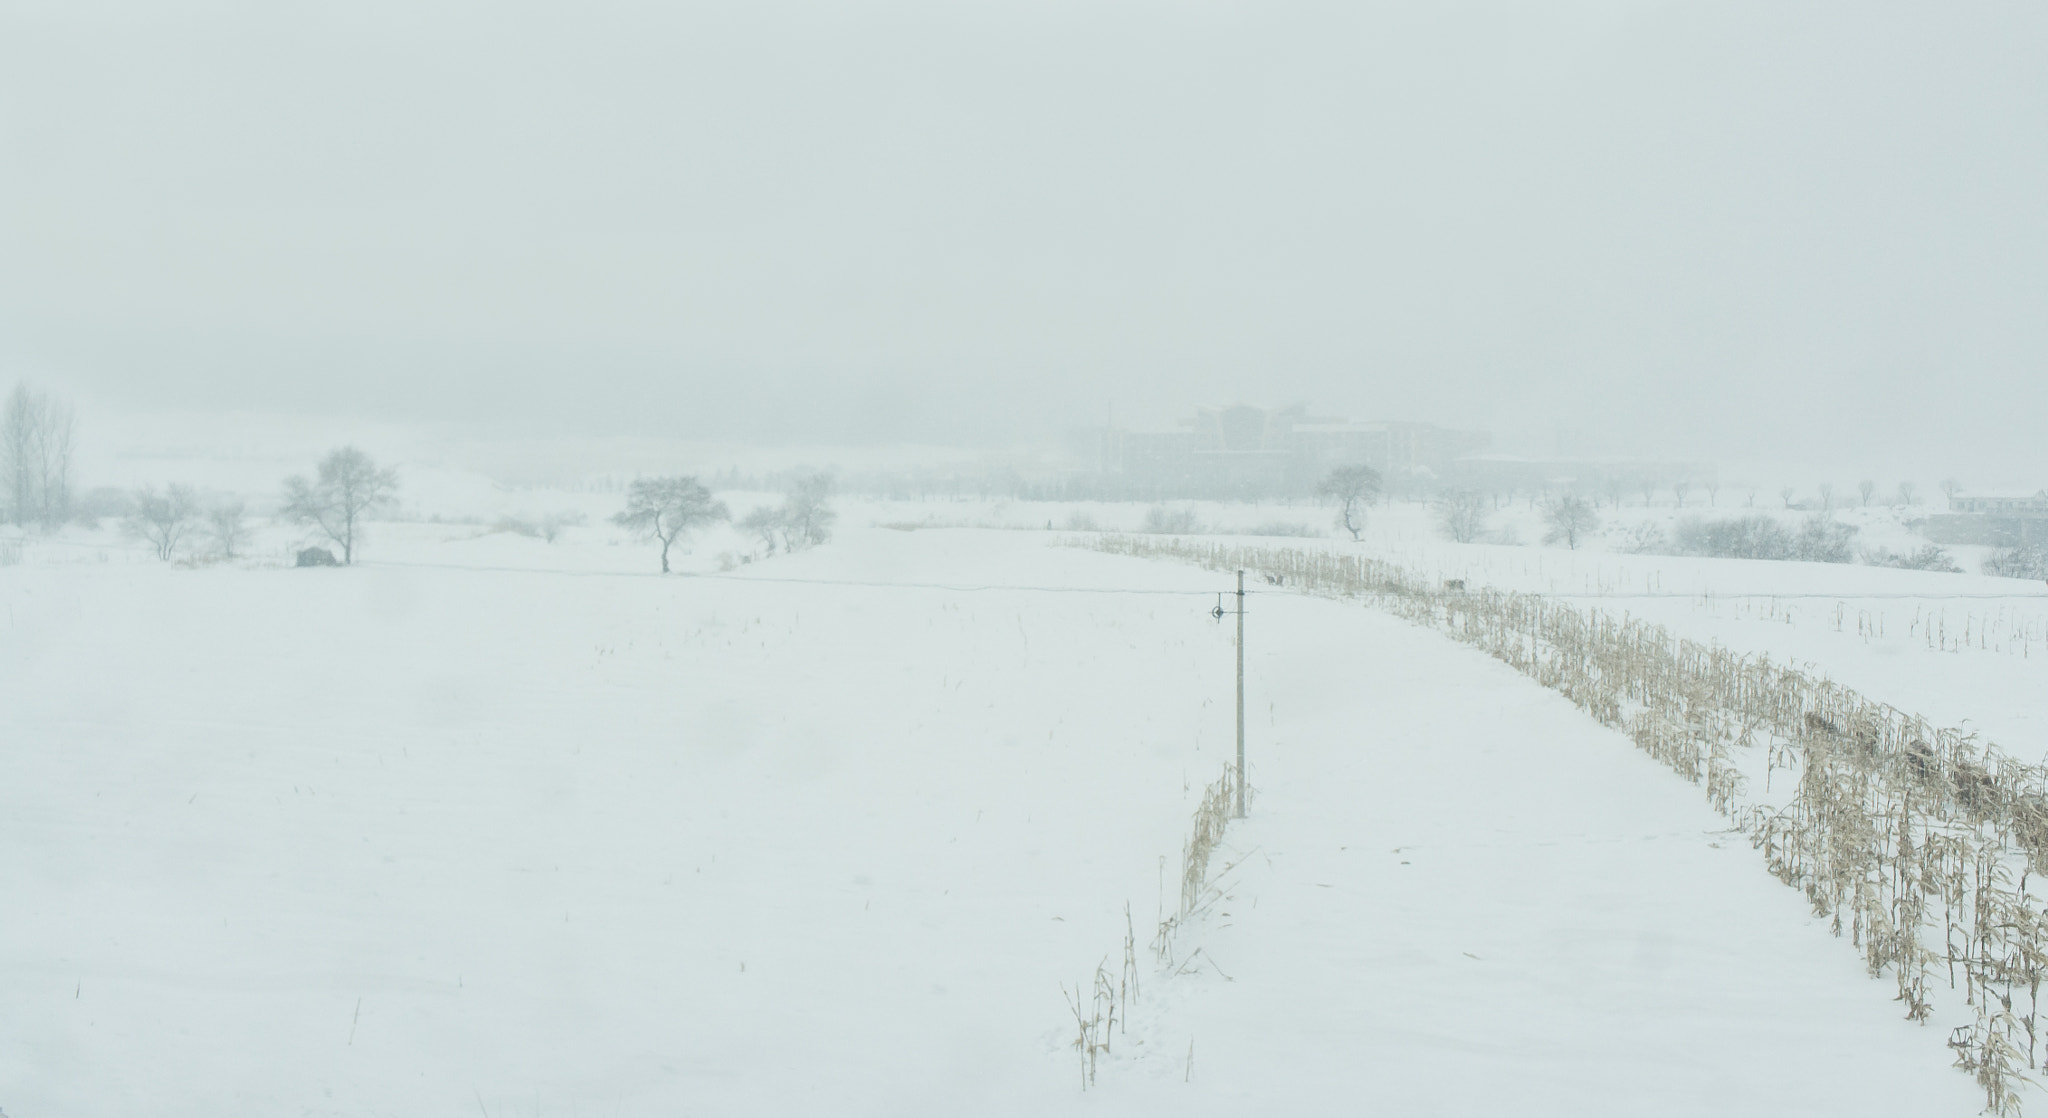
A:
[1218, 500, 2048, 768]
[2, 493, 2033, 1115]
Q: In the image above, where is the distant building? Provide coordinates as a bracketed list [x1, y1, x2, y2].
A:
[1922, 489, 2048, 547]
[1952, 489, 2048, 516]
[1086, 404, 1491, 499]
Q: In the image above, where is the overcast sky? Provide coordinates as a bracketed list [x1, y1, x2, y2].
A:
[2, 1, 2043, 475]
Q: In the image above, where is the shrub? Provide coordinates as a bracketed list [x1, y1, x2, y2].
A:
[1984, 544, 2048, 580]
[1672, 514, 1794, 560]
[1244, 520, 1320, 538]
[1619, 521, 1668, 555]
[1864, 544, 1963, 573]
[1141, 505, 1201, 534]
[1793, 515, 1858, 564]
[538, 511, 586, 542]
[490, 516, 541, 538]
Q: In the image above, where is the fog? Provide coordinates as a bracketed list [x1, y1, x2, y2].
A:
[11, 8, 2048, 1112]
[3, 0, 2044, 478]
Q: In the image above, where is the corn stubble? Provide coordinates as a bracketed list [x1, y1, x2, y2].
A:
[1086, 534, 2047, 1114]
[1070, 764, 1243, 1090]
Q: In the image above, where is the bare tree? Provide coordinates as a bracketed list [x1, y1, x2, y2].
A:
[1896, 480, 1918, 507]
[1543, 494, 1600, 550]
[1603, 474, 1626, 510]
[1639, 475, 1657, 507]
[1672, 480, 1691, 508]
[780, 471, 836, 550]
[0, 384, 30, 522]
[1436, 488, 1490, 543]
[1858, 480, 1876, 507]
[1818, 482, 1835, 512]
[207, 500, 250, 559]
[1317, 464, 1382, 541]
[1706, 480, 1721, 507]
[37, 398, 74, 526]
[1941, 478, 1963, 509]
[2, 383, 76, 527]
[1780, 485, 1797, 509]
[613, 476, 727, 572]
[280, 447, 399, 565]
[740, 504, 786, 555]
[125, 484, 199, 560]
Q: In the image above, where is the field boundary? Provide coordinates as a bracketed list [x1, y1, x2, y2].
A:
[1086, 533, 2048, 1114]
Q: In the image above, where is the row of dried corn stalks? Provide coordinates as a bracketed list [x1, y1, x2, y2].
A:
[1070, 763, 1237, 1090]
[1086, 534, 2046, 1114]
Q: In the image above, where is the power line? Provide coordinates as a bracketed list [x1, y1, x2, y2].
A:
[361, 558, 1224, 596]
[695, 572, 1222, 596]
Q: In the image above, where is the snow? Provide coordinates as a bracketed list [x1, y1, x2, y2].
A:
[1097, 590, 1983, 1114]
[0, 502, 2025, 1115]
[1227, 501, 2048, 766]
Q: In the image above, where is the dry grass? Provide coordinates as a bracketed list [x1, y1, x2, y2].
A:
[1072, 764, 1243, 1090]
[1151, 765, 1244, 970]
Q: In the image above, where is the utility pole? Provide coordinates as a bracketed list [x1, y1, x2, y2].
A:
[1235, 568, 1246, 818]
[1211, 571, 1248, 818]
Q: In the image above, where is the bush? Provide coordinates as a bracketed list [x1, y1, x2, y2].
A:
[490, 516, 541, 538]
[538, 511, 586, 542]
[1618, 521, 1667, 555]
[1864, 544, 1963, 573]
[1142, 506, 1201, 534]
[1793, 515, 1858, 564]
[1244, 520, 1320, 538]
[1984, 544, 2048, 580]
[1673, 514, 1794, 560]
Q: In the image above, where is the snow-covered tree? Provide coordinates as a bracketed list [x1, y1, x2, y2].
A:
[780, 471, 836, 550]
[1436, 489, 1490, 544]
[613, 476, 727, 573]
[740, 504, 786, 555]
[207, 500, 250, 559]
[1543, 494, 1599, 550]
[1317, 464, 1382, 542]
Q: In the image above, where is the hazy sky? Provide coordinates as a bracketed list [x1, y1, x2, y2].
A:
[2, 1, 2043, 474]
